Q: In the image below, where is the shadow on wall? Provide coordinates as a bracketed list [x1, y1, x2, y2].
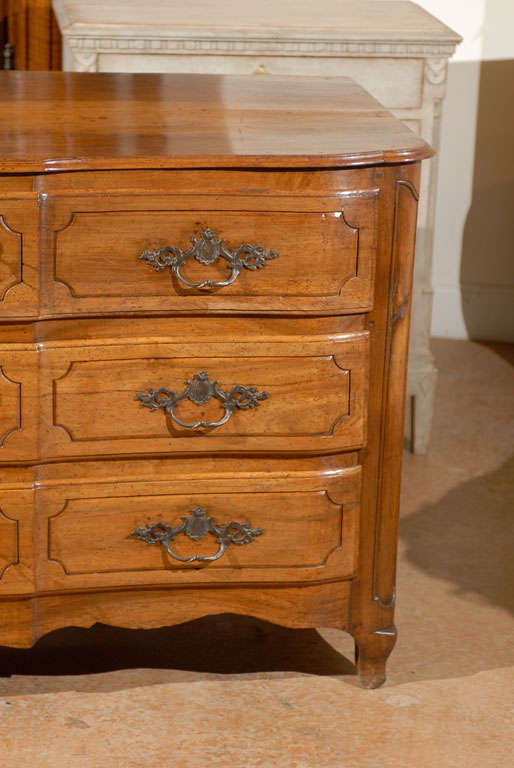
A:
[400, 452, 514, 617]
[461, 58, 514, 341]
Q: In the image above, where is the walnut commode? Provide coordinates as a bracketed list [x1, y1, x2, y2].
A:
[0, 72, 432, 687]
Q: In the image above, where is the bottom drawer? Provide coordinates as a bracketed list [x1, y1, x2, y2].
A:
[34, 460, 361, 592]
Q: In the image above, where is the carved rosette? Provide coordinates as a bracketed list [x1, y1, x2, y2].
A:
[424, 57, 448, 86]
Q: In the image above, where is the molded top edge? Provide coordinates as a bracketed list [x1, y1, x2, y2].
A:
[0, 72, 433, 173]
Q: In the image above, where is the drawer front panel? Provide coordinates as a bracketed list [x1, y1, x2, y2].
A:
[37, 465, 361, 591]
[42, 190, 377, 315]
[41, 332, 369, 458]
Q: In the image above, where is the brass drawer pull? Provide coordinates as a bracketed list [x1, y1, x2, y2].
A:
[136, 370, 269, 430]
[139, 227, 277, 290]
[131, 506, 263, 563]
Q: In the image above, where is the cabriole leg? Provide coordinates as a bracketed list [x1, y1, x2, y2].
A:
[354, 624, 397, 689]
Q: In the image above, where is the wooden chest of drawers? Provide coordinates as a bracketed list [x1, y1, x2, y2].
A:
[0, 72, 432, 687]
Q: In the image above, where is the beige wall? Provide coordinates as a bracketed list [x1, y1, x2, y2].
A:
[413, 0, 514, 341]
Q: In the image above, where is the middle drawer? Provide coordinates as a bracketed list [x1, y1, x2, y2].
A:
[36, 327, 369, 460]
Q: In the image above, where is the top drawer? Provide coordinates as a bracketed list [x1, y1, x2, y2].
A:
[38, 169, 378, 317]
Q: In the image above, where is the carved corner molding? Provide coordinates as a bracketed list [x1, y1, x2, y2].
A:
[66, 36, 459, 60]
[395, 178, 420, 201]
[0, 215, 23, 302]
[47, 500, 71, 575]
[0, 506, 20, 580]
[0, 366, 22, 448]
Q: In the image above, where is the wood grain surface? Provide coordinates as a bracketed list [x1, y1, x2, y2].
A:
[0, 321, 369, 461]
[0, 73, 429, 687]
[0, 72, 433, 173]
[2, 167, 379, 319]
[0, 581, 352, 649]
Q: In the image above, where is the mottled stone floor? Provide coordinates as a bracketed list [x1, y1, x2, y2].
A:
[0, 340, 513, 767]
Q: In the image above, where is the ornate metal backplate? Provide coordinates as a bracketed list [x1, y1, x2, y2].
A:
[136, 371, 269, 430]
[131, 506, 263, 563]
[139, 227, 278, 290]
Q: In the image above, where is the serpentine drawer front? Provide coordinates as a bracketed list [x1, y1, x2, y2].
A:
[0, 72, 432, 687]
[32, 463, 361, 593]
[37, 177, 377, 317]
[0, 325, 369, 461]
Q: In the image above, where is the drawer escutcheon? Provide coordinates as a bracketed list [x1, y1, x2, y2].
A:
[136, 370, 269, 430]
[139, 227, 278, 290]
[131, 506, 264, 563]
